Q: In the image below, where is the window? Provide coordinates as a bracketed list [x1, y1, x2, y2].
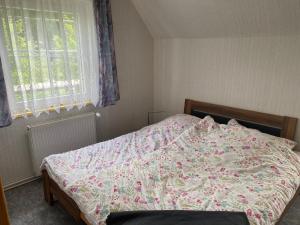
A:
[0, 0, 99, 117]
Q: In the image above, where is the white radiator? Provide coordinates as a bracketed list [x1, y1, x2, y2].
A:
[28, 113, 97, 176]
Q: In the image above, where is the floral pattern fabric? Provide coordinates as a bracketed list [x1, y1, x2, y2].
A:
[42, 116, 300, 225]
[43, 114, 200, 190]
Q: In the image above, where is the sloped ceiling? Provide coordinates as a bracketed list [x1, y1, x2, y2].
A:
[131, 0, 300, 38]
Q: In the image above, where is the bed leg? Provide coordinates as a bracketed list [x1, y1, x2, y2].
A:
[42, 170, 54, 206]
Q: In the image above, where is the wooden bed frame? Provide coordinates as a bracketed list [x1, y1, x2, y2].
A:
[43, 99, 299, 225]
[1, 177, 11, 225]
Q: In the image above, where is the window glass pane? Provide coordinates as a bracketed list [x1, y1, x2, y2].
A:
[69, 54, 81, 94]
[35, 89, 51, 100]
[50, 54, 71, 96]
[63, 14, 77, 50]
[19, 56, 34, 102]
[11, 9, 27, 51]
[0, 1, 97, 113]
[40, 55, 51, 86]
[45, 12, 63, 50]
[69, 54, 80, 79]
[25, 11, 45, 51]
[19, 56, 31, 85]
[31, 56, 50, 99]
[8, 55, 18, 84]
[1, 16, 12, 51]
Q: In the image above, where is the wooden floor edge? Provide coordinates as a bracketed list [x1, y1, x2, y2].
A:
[80, 213, 93, 225]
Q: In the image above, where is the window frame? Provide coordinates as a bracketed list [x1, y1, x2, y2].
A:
[0, 1, 99, 116]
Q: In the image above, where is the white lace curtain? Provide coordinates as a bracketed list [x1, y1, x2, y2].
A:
[0, 0, 99, 117]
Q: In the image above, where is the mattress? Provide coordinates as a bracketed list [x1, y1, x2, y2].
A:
[42, 115, 300, 225]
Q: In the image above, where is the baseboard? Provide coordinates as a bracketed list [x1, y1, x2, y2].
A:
[4, 176, 41, 191]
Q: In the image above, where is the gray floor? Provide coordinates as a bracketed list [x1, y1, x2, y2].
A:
[5, 179, 300, 225]
[6, 179, 84, 225]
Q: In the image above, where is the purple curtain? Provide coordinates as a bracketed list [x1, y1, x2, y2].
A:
[94, 0, 120, 107]
[0, 57, 12, 127]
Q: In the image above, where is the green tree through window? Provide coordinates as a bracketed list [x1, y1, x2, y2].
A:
[0, 7, 82, 103]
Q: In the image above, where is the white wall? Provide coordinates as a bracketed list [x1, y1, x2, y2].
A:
[98, 0, 153, 140]
[154, 35, 300, 142]
[0, 0, 153, 187]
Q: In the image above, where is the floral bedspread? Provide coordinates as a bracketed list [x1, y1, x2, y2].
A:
[42, 114, 200, 194]
[42, 116, 300, 225]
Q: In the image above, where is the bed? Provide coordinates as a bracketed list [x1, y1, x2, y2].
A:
[42, 99, 299, 225]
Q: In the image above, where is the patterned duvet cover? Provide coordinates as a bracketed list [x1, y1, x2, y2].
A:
[42, 115, 300, 225]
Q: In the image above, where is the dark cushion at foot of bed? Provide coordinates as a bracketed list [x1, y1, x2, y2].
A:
[107, 210, 250, 225]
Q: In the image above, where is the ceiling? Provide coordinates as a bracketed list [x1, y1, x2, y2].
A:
[131, 0, 300, 38]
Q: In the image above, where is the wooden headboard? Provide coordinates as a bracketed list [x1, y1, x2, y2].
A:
[184, 99, 297, 140]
